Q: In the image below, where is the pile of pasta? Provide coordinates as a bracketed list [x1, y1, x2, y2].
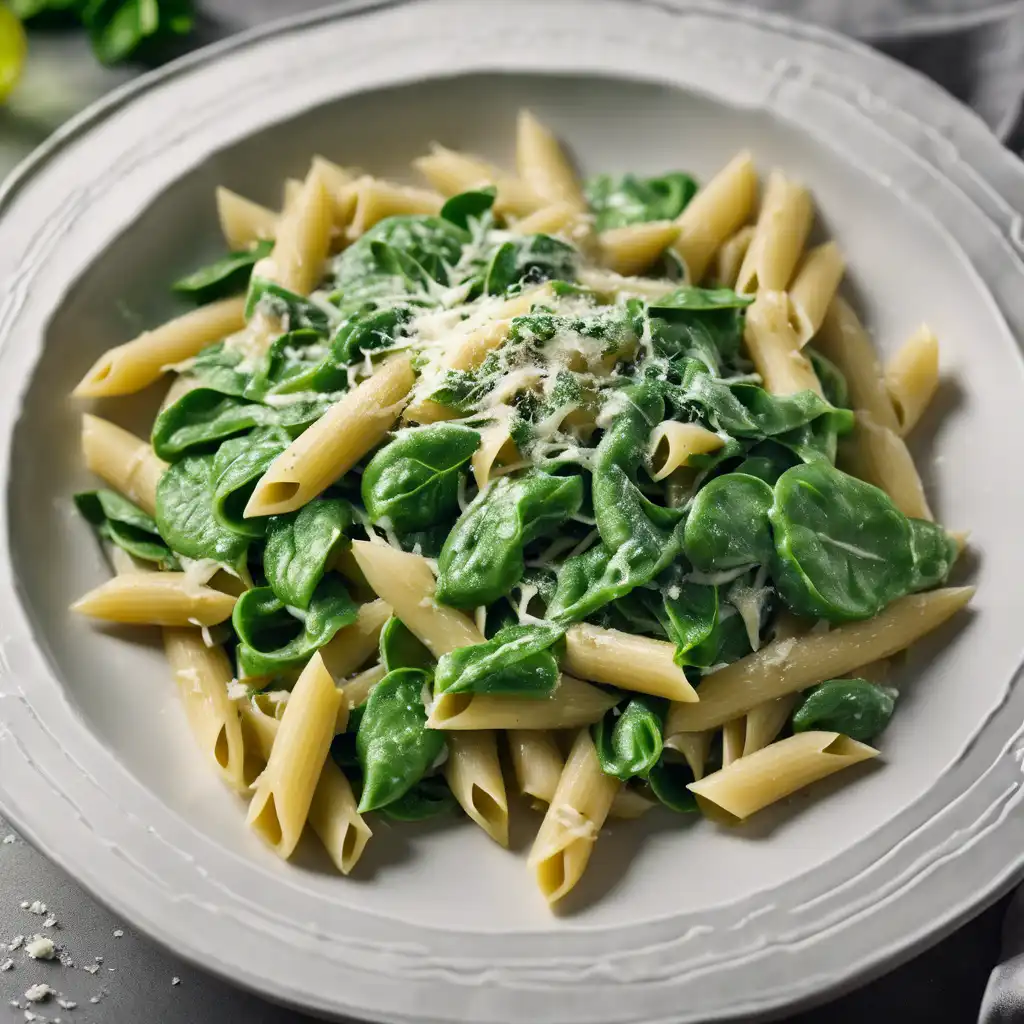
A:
[70, 110, 972, 906]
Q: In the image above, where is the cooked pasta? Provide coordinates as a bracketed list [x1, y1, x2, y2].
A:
[70, 113, 973, 908]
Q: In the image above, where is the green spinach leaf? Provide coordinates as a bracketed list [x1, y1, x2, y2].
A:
[484, 233, 577, 295]
[584, 171, 698, 231]
[263, 499, 353, 609]
[791, 678, 897, 742]
[361, 424, 480, 532]
[379, 776, 459, 821]
[770, 462, 915, 621]
[245, 277, 333, 332]
[210, 428, 289, 539]
[172, 239, 273, 304]
[356, 667, 444, 812]
[593, 695, 666, 780]
[440, 188, 496, 231]
[648, 752, 699, 813]
[155, 454, 249, 570]
[908, 518, 958, 593]
[379, 616, 434, 673]
[683, 472, 775, 572]
[233, 576, 358, 678]
[74, 488, 178, 569]
[436, 470, 583, 607]
[433, 622, 564, 697]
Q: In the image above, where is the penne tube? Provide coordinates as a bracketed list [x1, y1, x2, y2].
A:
[258, 164, 334, 296]
[528, 729, 620, 905]
[744, 290, 823, 397]
[350, 541, 483, 657]
[839, 410, 933, 521]
[414, 145, 543, 218]
[445, 731, 509, 847]
[664, 730, 712, 781]
[340, 663, 387, 710]
[311, 154, 356, 196]
[319, 598, 391, 680]
[471, 409, 519, 489]
[608, 787, 657, 820]
[666, 587, 973, 734]
[81, 415, 167, 515]
[742, 694, 799, 757]
[244, 354, 415, 517]
[564, 623, 698, 703]
[427, 674, 619, 730]
[71, 572, 236, 626]
[689, 732, 878, 824]
[648, 421, 725, 482]
[598, 221, 680, 277]
[672, 150, 757, 283]
[74, 297, 246, 398]
[788, 242, 845, 345]
[240, 701, 371, 875]
[345, 176, 444, 239]
[815, 297, 900, 431]
[216, 186, 277, 249]
[576, 267, 677, 301]
[885, 325, 939, 436]
[714, 224, 755, 288]
[516, 109, 586, 210]
[164, 628, 247, 793]
[246, 653, 343, 859]
[511, 201, 580, 236]
[721, 718, 746, 767]
[281, 177, 303, 216]
[507, 730, 564, 805]
[735, 171, 812, 295]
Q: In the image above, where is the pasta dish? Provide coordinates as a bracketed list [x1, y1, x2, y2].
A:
[68, 110, 972, 905]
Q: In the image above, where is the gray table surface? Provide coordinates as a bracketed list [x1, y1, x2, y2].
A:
[2, 2, 1022, 1022]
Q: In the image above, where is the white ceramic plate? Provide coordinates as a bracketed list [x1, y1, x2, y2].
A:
[2, 2, 1024, 1021]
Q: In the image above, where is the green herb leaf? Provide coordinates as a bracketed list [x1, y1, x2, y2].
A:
[172, 240, 273, 304]
[683, 472, 775, 573]
[584, 171, 698, 231]
[791, 678, 896, 743]
[593, 695, 666, 780]
[74, 488, 179, 569]
[434, 622, 564, 696]
[379, 616, 434, 673]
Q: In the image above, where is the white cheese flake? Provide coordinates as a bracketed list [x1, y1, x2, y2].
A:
[24, 984, 53, 1003]
[3, 834, 15, 844]
[24, 937, 55, 961]
[112, 929, 123, 938]
[0, 958, 12, 971]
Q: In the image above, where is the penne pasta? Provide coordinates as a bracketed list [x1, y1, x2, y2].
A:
[666, 587, 973, 733]
[664, 731, 712, 781]
[216, 186, 277, 249]
[281, 177, 304, 217]
[721, 718, 746, 767]
[81, 414, 167, 515]
[735, 171, 812, 295]
[240, 701, 371, 874]
[839, 410, 934, 521]
[608, 787, 657, 820]
[510, 201, 580, 236]
[319, 598, 391, 680]
[689, 732, 878, 824]
[414, 144, 543, 218]
[598, 221, 680, 277]
[71, 572, 236, 626]
[744, 290, 823, 397]
[258, 164, 334, 296]
[815, 297, 900, 431]
[788, 242, 845, 345]
[516, 109, 586, 210]
[528, 729, 620, 904]
[471, 408, 519, 489]
[164, 628, 247, 792]
[244, 354, 415, 517]
[345, 176, 444, 239]
[507, 730, 564, 805]
[742, 695, 799, 757]
[885, 325, 939, 436]
[246, 652, 343, 858]
[350, 541, 483, 657]
[714, 224, 755, 288]
[426, 674, 619, 730]
[673, 150, 757, 283]
[339, 663, 387, 710]
[648, 421, 726, 482]
[564, 623, 699, 703]
[74, 297, 246, 398]
[576, 267, 677, 301]
[445, 731, 509, 847]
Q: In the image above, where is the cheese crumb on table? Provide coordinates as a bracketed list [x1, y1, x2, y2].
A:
[24, 936, 55, 961]
[23, 983, 54, 1003]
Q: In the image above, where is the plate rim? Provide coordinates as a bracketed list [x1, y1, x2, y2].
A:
[1, 2, 1024, 1021]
